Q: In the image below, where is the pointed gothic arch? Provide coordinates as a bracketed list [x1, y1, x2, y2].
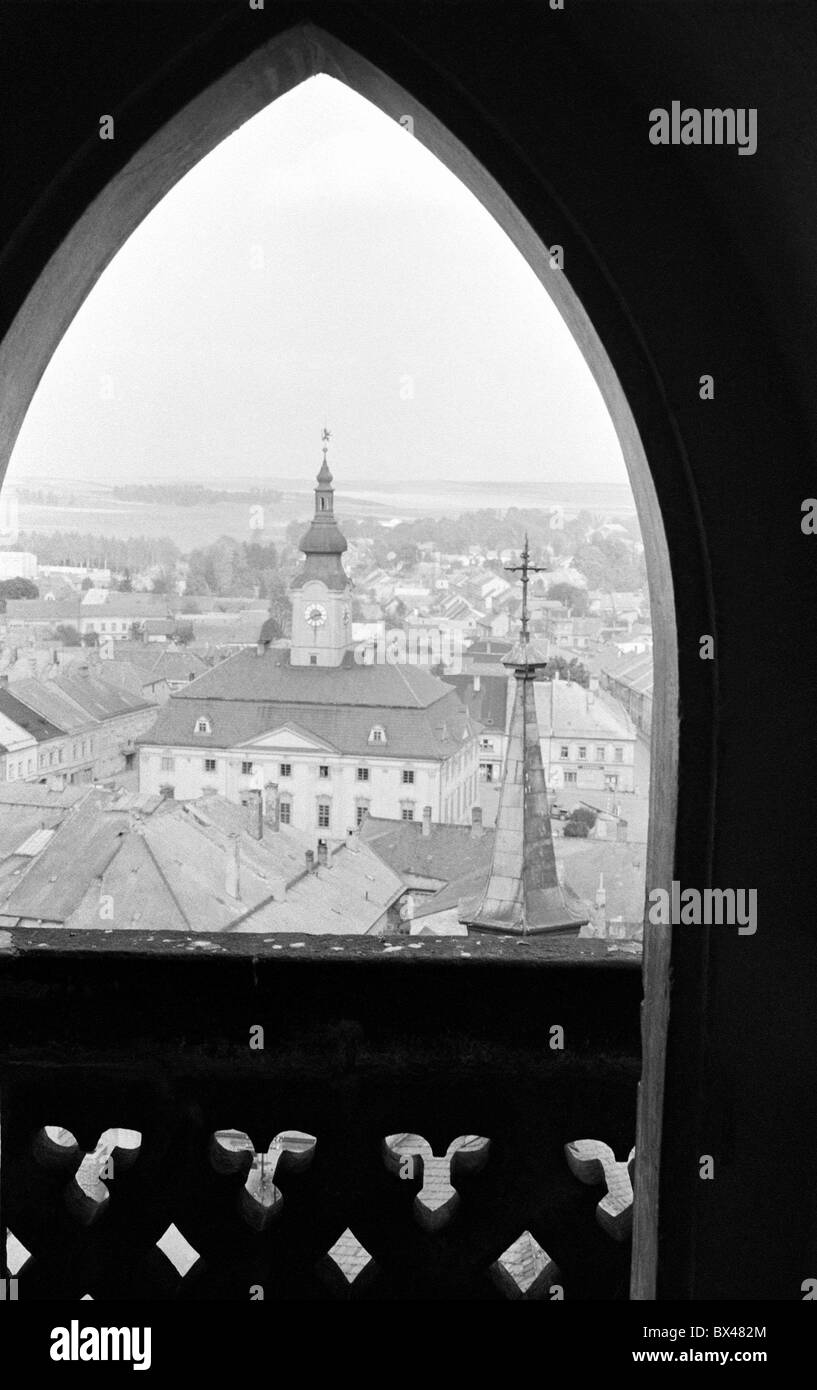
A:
[0, 21, 701, 1303]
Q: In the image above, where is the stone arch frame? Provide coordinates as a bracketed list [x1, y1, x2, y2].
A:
[0, 21, 714, 1301]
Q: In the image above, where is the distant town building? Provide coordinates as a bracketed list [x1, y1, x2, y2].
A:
[2, 591, 172, 640]
[534, 675, 637, 793]
[0, 666, 157, 785]
[450, 639, 638, 799]
[100, 645, 209, 704]
[0, 490, 20, 545]
[0, 550, 38, 581]
[138, 443, 481, 836]
[599, 648, 653, 738]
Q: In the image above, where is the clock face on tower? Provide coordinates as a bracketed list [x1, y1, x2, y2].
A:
[305, 603, 328, 630]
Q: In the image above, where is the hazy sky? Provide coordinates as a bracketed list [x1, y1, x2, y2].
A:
[7, 75, 628, 491]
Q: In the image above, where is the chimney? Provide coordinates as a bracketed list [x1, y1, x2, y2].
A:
[269, 874, 287, 903]
[244, 787, 263, 840]
[264, 781, 279, 832]
[305, 849, 315, 873]
[346, 826, 359, 853]
[470, 805, 483, 838]
[422, 806, 432, 837]
[317, 840, 329, 868]
[225, 833, 241, 900]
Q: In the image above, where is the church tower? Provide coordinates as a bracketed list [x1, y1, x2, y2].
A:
[462, 537, 587, 936]
[288, 431, 353, 666]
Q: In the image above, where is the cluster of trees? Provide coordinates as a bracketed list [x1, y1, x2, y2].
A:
[546, 582, 589, 616]
[569, 534, 646, 593]
[542, 654, 590, 686]
[182, 538, 289, 629]
[14, 531, 180, 571]
[325, 508, 569, 561]
[0, 577, 39, 601]
[111, 484, 282, 506]
[285, 506, 647, 595]
[562, 806, 599, 838]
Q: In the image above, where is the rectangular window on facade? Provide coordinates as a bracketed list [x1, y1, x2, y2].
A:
[204, 758, 217, 773]
[401, 806, 415, 821]
[578, 746, 587, 760]
[317, 802, 330, 828]
[241, 760, 253, 775]
[596, 746, 606, 762]
[279, 763, 291, 777]
[565, 771, 577, 784]
[356, 804, 368, 827]
[402, 769, 415, 784]
[356, 767, 369, 781]
[614, 747, 623, 762]
[279, 801, 292, 825]
[560, 745, 569, 759]
[161, 756, 174, 772]
[319, 765, 330, 779]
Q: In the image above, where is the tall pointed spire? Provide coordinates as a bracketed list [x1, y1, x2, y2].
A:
[461, 539, 586, 936]
[292, 429, 349, 583]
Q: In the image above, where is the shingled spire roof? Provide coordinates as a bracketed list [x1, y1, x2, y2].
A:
[460, 538, 586, 936]
[291, 430, 349, 589]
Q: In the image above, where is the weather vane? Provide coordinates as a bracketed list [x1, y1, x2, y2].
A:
[505, 533, 547, 645]
[321, 426, 331, 454]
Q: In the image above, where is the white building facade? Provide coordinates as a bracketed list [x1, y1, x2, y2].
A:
[138, 446, 480, 840]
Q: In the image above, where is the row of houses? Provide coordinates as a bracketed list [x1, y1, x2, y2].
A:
[0, 665, 158, 786]
[447, 638, 639, 796]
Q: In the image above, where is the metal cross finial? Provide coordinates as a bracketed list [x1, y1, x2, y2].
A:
[504, 533, 547, 644]
[321, 426, 331, 459]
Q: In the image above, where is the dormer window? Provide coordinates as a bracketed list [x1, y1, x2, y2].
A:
[194, 717, 212, 735]
[368, 725, 386, 745]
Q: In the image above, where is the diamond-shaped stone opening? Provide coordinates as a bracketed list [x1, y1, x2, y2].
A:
[326, 1228, 373, 1285]
[156, 1224, 200, 1277]
[6, 1230, 32, 1277]
[495, 1230, 553, 1295]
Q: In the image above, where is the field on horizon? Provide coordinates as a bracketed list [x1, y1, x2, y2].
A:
[9, 476, 638, 553]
